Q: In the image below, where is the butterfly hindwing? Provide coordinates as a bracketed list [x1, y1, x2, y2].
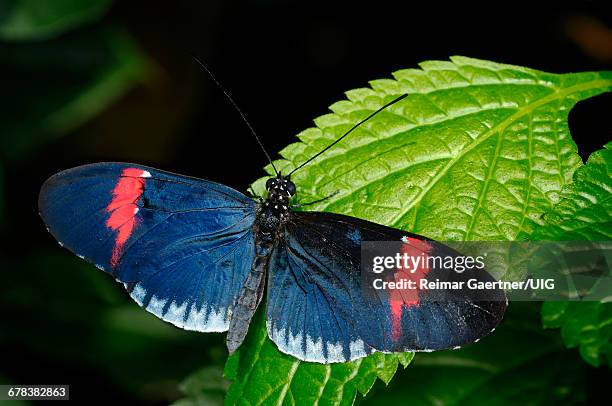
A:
[267, 221, 370, 362]
[39, 163, 257, 332]
[267, 211, 507, 363]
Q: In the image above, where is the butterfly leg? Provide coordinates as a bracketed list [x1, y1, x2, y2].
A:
[292, 191, 339, 208]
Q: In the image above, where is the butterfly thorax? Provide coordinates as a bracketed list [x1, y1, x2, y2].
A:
[226, 176, 296, 353]
[260, 176, 295, 221]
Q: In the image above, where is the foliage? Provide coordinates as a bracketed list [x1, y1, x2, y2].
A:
[534, 143, 612, 367]
[173, 366, 230, 406]
[0, 0, 111, 41]
[362, 303, 588, 405]
[0, 27, 149, 160]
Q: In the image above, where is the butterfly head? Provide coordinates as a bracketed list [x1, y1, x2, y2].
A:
[265, 175, 296, 200]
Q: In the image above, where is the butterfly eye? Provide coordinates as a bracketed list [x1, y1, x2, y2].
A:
[265, 178, 274, 190]
[286, 182, 296, 195]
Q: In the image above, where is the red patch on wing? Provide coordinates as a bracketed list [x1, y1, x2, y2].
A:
[106, 168, 147, 267]
[388, 237, 432, 341]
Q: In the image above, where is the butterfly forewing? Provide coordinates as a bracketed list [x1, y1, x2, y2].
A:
[39, 163, 257, 332]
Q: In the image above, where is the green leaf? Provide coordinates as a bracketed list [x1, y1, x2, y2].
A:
[0, 0, 112, 41]
[255, 57, 611, 241]
[533, 143, 612, 367]
[0, 27, 149, 159]
[533, 142, 612, 241]
[362, 303, 588, 405]
[541, 301, 612, 367]
[226, 57, 612, 404]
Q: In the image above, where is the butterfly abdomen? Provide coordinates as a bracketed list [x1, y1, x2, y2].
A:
[226, 204, 280, 353]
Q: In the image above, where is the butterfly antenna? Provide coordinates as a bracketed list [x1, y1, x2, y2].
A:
[192, 56, 279, 175]
[288, 93, 407, 176]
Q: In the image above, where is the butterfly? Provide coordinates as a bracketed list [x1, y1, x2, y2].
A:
[39, 86, 507, 363]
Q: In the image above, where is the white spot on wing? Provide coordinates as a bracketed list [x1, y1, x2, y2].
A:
[133, 207, 139, 214]
[140, 170, 152, 178]
[95, 264, 104, 270]
[349, 338, 367, 359]
[183, 304, 208, 331]
[271, 325, 286, 348]
[130, 283, 146, 306]
[306, 335, 323, 360]
[166, 301, 188, 326]
[205, 307, 229, 331]
[325, 342, 345, 363]
[147, 295, 166, 315]
[287, 329, 305, 359]
[76, 254, 84, 259]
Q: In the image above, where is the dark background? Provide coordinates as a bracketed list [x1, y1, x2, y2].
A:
[1, 1, 611, 404]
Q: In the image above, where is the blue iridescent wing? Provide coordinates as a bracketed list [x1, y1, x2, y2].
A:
[267, 211, 506, 363]
[39, 163, 257, 332]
